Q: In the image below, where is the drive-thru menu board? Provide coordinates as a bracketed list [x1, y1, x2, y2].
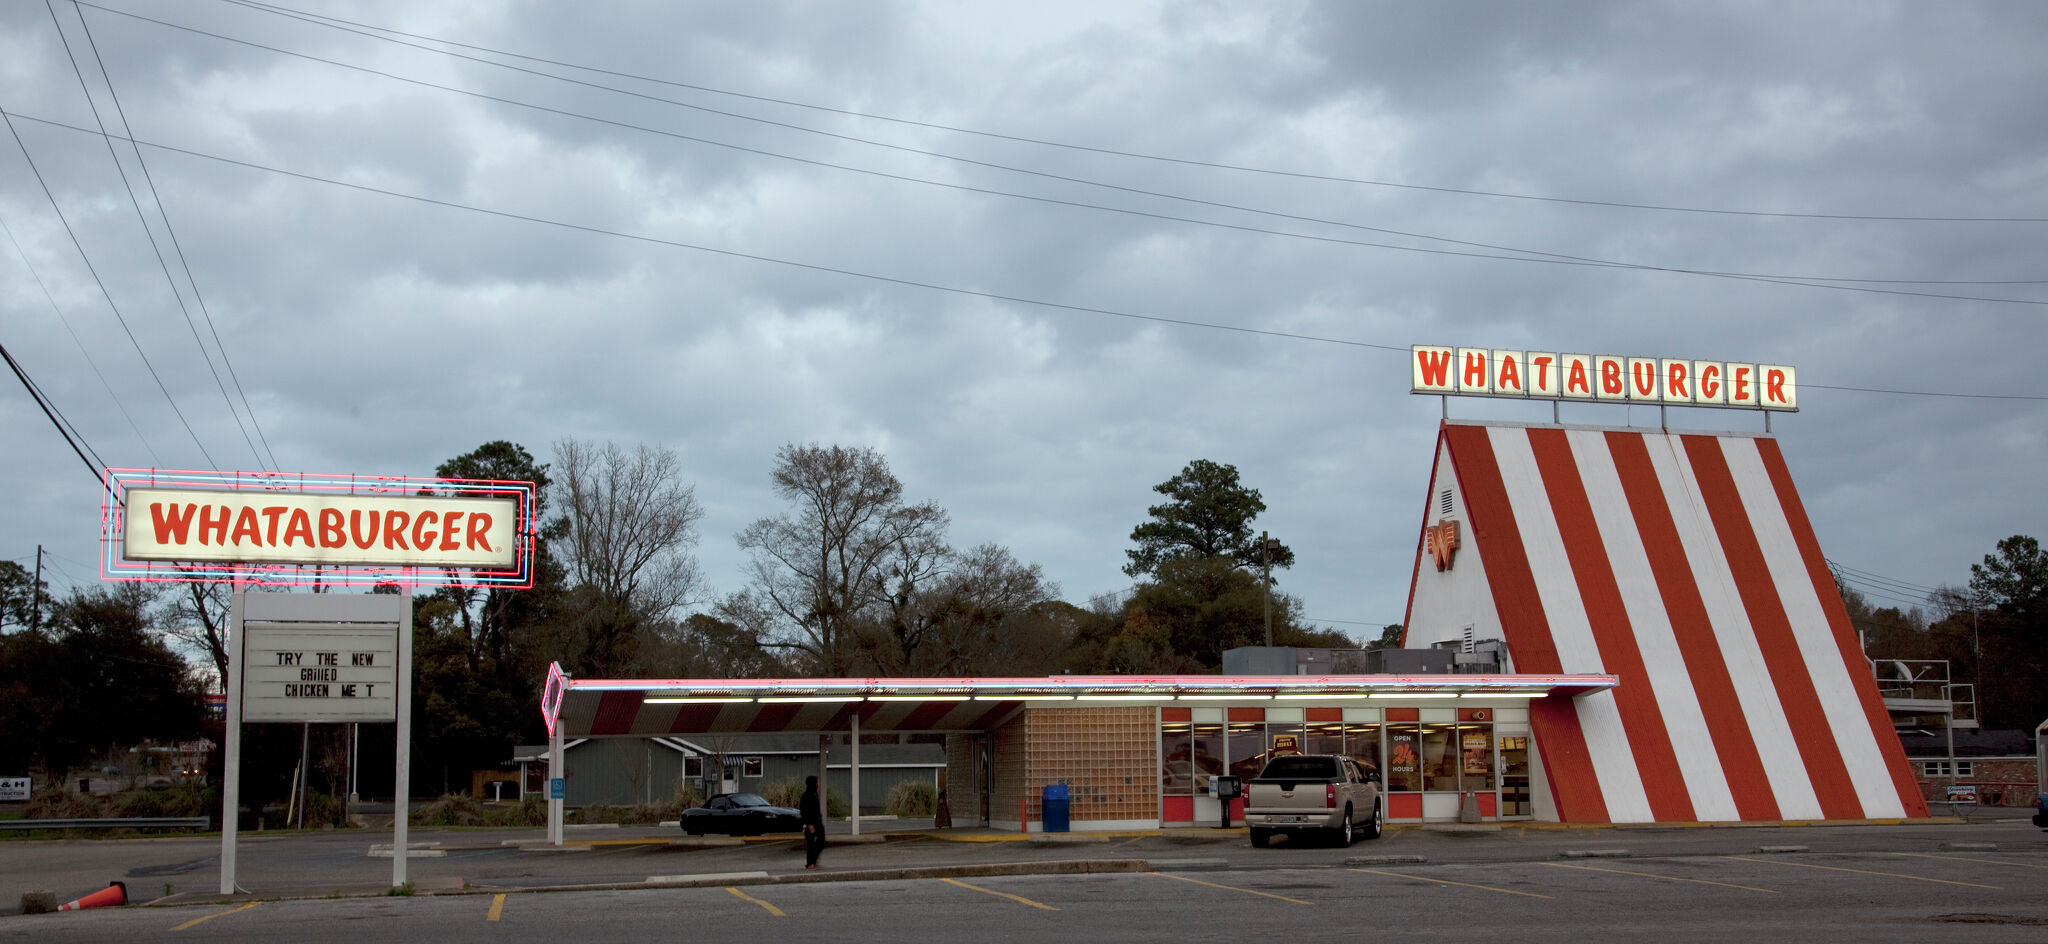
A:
[242, 623, 399, 723]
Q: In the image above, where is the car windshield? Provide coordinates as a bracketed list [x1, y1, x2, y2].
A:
[728, 794, 771, 808]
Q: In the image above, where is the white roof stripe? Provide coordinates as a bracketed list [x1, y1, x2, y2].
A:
[1567, 428, 1740, 822]
[1721, 439, 1905, 818]
[1654, 434, 1823, 820]
[1488, 427, 1654, 822]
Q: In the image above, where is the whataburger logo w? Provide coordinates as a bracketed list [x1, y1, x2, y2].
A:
[1425, 519, 1460, 571]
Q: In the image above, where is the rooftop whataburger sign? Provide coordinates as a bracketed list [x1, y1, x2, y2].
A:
[1410, 346, 1797, 411]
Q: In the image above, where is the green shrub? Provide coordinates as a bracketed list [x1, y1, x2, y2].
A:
[761, 778, 845, 817]
[410, 794, 487, 827]
[25, 784, 102, 819]
[885, 780, 937, 817]
[760, 778, 803, 807]
[491, 795, 548, 827]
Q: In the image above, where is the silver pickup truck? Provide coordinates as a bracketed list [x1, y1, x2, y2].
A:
[1244, 754, 1383, 847]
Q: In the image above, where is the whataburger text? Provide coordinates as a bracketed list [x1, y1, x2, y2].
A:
[1411, 346, 1797, 411]
[123, 487, 519, 568]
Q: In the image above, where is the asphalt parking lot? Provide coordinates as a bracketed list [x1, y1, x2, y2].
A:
[2, 805, 2043, 914]
[7, 815, 2048, 944]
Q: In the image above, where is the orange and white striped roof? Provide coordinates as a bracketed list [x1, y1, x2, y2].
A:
[1404, 420, 1927, 823]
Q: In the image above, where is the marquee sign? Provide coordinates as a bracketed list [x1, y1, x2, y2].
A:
[1411, 346, 1797, 411]
[241, 622, 400, 723]
[102, 468, 536, 588]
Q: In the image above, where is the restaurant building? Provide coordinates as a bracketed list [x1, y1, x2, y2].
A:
[536, 418, 1927, 836]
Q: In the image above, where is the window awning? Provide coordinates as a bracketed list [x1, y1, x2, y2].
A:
[539, 662, 1617, 738]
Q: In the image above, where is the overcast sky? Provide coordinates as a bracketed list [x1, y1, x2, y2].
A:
[4, 1, 2044, 644]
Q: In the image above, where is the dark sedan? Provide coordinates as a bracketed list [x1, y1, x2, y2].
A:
[679, 793, 803, 836]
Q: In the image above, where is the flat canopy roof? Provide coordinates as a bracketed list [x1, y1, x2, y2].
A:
[540, 662, 1618, 738]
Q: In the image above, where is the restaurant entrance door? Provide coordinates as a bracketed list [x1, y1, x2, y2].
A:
[1498, 728, 1533, 818]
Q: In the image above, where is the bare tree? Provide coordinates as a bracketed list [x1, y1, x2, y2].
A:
[553, 439, 705, 674]
[855, 543, 1059, 675]
[162, 578, 232, 691]
[734, 444, 946, 674]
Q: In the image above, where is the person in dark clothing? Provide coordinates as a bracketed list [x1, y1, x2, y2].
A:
[800, 775, 825, 869]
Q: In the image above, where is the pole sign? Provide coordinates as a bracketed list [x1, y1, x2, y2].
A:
[0, 777, 29, 802]
[1411, 346, 1797, 411]
[101, 469, 536, 589]
[241, 623, 400, 723]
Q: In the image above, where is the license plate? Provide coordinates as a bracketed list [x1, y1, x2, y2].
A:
[1273, 815, 1305, 824]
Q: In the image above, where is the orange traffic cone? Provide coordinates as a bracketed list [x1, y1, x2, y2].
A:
[58, 881, 126, 911]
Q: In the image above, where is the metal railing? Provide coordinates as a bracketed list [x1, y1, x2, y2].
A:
[0, 816, 209, 832]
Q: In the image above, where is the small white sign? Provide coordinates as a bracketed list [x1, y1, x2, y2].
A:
[0, 777, 30, 802]
[242, 623, 400, 723]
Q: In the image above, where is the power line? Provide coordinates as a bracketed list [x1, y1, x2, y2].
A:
[0, 211, 163, 466]
[0, 107, 220, 470]
[0, 339, 109, 487]
[221, 0, 2048, 226]
[1828, 560, 1951, 596]
[64, 0, 280, 471]
[16, 109, 2048, 407]
[83, 3, 2048, 305]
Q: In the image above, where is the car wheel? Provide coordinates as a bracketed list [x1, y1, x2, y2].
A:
[1249, 827, 1271, 848]
[1360, 802, 1383, 841]
[683, 823, 701, 836]
[1335, 805, 1354, 847]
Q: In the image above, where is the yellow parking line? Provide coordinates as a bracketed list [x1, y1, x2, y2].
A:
[726, 886, 785, 916]
[1351, 868, 1553, 899]
[939, 877, 1058, 911]
[1724, 856, 1999, 889]
[1149, 871, 1312, 905]
[1540, 861, 1777, 893]
[172, 901, 259, 931]
[487, 893, 506, 921]
[1893, 852, 2048, 871]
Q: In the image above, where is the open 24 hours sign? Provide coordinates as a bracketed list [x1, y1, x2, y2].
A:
[242, 623, 399, 723]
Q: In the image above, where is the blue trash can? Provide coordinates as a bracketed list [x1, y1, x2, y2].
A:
[1041, 783, 1070, 833]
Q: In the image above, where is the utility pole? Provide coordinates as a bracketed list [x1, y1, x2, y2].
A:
[1260, 532, 1274, 647]
[30, 545, 44, 634]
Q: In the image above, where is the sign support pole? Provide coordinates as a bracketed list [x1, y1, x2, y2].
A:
[548, 725, 564, 845]
[218, 585, 246, 895]
[393, 584, 414, 888]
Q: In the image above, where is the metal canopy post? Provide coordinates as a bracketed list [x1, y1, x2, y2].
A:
[850, 714, 861, 836]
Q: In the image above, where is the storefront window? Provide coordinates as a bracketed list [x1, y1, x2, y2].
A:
[1161, 724, 1194, 794]
[1343, 723, 1381, 779]
[1303, 722, 1345, 757]
[1227, 723, 1265, 780]
[1385, 724, 1421, 792]
[1190, 724, 1223, 795]
[1420, 724, 1459, 792]
[1267, 723, 1304, 762]
[1458, 724, 1495, 789]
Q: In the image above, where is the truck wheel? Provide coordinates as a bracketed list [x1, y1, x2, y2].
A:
[1249, 828, 1272, 848]
[1360, 802, 1383, 841]
[1335, 805, 1354, 847]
